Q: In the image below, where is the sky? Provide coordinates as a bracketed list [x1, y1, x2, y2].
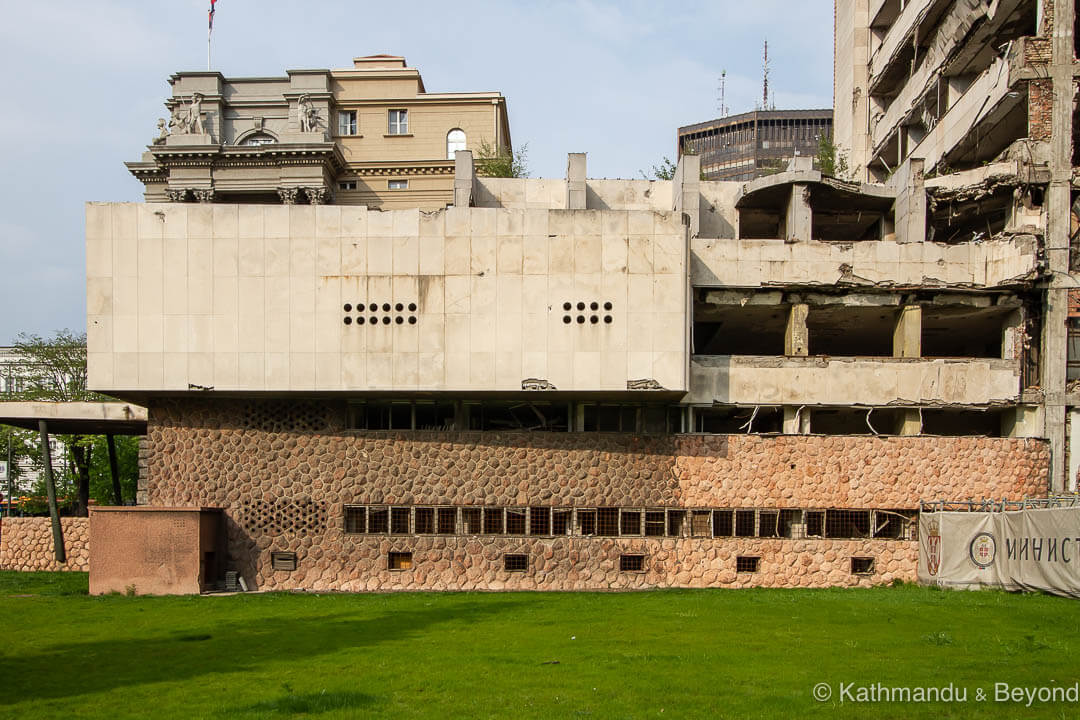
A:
[0, 0, 835, 344]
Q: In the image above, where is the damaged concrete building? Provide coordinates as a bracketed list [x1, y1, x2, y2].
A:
[77, 3, 1072, 593]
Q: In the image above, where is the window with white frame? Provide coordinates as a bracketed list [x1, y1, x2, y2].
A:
[387, 109, 408, 135]
[447, 128, 467, 158]
[338, 110, 358, 136]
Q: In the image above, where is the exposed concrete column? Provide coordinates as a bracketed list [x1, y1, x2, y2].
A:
[1043, 0, 1075, 492]
[453, 150, 475, 207]
[1001, 308, 1024, 361]
[890, 158, 926, 244]
[566, 153, 587, 210]
[673, 154, 700, 238]
[892, 305, 921, 358]
[785, 303, 809, 356]
[895, 410, 922, 436]
[785, 184, 812, 243]
[782, 406, 810, 434]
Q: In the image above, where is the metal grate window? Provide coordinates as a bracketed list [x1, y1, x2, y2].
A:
[344, 506, 366, 534]
[503, 553, 528, 572]
[851, 557, 875, 575]
[388, 552, 413, 570]
[736, 556, 760, 573]
[620, 554, 645, 572]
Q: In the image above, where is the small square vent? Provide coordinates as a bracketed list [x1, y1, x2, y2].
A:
[271, 552, 297, 571]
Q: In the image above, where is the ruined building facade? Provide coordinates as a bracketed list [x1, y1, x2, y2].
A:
[80, 7, 1071, 591]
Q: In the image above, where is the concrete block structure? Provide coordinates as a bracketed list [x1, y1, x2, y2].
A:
[81, 27, 1071, 591]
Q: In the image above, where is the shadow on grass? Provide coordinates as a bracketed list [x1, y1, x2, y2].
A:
[232, 688, 375, 716]
[6, 596, 524, 705]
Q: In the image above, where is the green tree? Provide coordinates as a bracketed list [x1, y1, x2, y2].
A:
[88, 434, 139, 506]
[816, 132, 850, 179]
[475, 140, 530, 178]
[643, 156, 678, 180]
[10, 330, 108, 515]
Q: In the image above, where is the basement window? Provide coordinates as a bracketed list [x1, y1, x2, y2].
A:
[712, 510, 734, 537]
[596, 508, 619, 536]
[644, 510, 666, 537]
[504, 553, 528, 572]
[736, 556, 760, 573]
[506, 508, 527, 535]
[667, 510, 686, 537]
[691, 510, 711, 537]
[620, 554, 646, 572]
[620, 509, 642, 536]
[344, 506, 366, 534]
[415, 507, 435, 534]
[462, 508, 481, 534]
[388, 552, 413, 570]
[578, 509, 597, 536]
[825, 509, 871, 539]
[735, 510, 756, 538]
[483, 508, 504, 535]
[552, 509, 572, 535]
[437, 507, 457, 534]
[368, 507, 389, 534]
[529, 507, 551, 535]
[807, 306, 897, 357]
[271, 552, 297, 571]
[390, 507, 410, 534]
[851, 557, 875, 575]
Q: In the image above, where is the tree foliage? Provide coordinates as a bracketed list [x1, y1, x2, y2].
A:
[475, 141, 530, 178]
[816, 133, 850, 179]
[645, 156, 679, 181]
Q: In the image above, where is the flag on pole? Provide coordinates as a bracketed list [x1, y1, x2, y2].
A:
[209, 0, 217, 32]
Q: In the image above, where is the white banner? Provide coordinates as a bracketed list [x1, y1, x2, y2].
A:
[920, 508, 1080, 599]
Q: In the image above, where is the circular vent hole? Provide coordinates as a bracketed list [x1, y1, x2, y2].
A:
[408, 316, 417, 325]
[382, 303, 391, 312]
[343, 316, 352, 325]
[590, 315, 598, 324]
[357, 316, 366, 325]
[343, 303, 352, 312]
[563, 315, 572, 324]
[604, 315, 613, 324]
[395, 302, 404, 312]
[604, 301, 613, 310]
[576, 302, 585, 310]
[368, 303, 377, 312]
[395, 316, 404, 324]
[370, 316, 378, 325]
[576, 315, 585, 324]
[563, 302, 572, 311]
[408, 302, 417, 312]
[382, 316, 391, 325]
[590, 301, 599, 310]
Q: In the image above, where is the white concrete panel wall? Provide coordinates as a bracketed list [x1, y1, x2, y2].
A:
[86, 203, 689, 394]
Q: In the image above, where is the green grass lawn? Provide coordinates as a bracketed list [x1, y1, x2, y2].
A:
[1, 572, 1078, 719]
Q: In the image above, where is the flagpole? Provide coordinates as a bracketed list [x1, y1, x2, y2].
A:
[207, 28, 211, 70]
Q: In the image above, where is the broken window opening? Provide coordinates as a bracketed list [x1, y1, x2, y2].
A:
[695, 406, 783, 434]
[578, 509, 597, 536]
[692, 299, 788, 356]
[758, 511, 779, 538]
[872, 510, 917, 540]
[388, 551, 413, 571]
[667, 510, 687, 537]
[691, 510, 712, 537]
[368, 507, 389, 534]
[462, 507, 482, 535]
[921, 408, 1003, 437]
[920, 305, 1009, 358]
[805, 510, 824, 537]
[811, 407, 905, 435]
[552, 509, 572, 535]
[808, 305, 898, 357]
[851, 556, 875, 575]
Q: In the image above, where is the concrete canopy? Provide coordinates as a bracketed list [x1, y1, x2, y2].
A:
[0, 402, 147, 435]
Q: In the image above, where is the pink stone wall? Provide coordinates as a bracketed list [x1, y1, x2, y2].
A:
[140, 399, 1048, 592]
[0, 517, 90, 572]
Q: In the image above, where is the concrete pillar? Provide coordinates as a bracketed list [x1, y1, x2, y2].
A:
[1001, 308, 1023, 361]
[1069, 409, 1080, 492]
[783, 406, 811, 434]
[889, 158, 926, 244]
[1043, 287, 1069, 491]
[892, 305, 921, 358]
[673, 154, 700, 238]
[785, 303, 809, 356]
[785, 184, 812, 243]
[453, 150, 475, 207]
[566, 153, 587, 210]
[895, 409, 922, 436]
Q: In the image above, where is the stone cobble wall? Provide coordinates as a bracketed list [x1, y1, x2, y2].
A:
[0, 518, 90, 572]
[143, 399, 1048, 591]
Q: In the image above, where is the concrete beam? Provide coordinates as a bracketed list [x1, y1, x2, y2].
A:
[674, 154, 701, 238]
[783, 406, 811, 434]
[895, 408, 922, 436]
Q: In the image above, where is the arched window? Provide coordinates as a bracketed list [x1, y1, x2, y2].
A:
[238, 133, 278, 146]
[447, 129, 467, 159]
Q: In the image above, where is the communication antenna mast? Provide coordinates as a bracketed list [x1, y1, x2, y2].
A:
[762, 39, 769, 110]
[717, 69, 728, 117]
